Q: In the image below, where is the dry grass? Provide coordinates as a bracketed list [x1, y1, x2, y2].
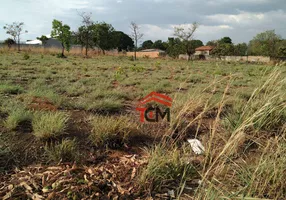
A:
[88, 115, 139, 148]
[32, 111, 69, 140]
[0, 45, 122, 57]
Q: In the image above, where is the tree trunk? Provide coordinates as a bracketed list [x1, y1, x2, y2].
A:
[134, 40, 137, 61]
[187, 53, 192, 61]
[85, 37, 88, 57]
[17, 38, 20, 52]
[61, 44, 65, 57]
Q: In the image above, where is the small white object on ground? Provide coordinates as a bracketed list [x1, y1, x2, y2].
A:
[187, 139, 205, 155]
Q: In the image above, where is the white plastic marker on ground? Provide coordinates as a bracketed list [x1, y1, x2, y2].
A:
[187, 139, 205, 155]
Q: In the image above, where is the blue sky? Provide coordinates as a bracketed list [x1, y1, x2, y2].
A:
[1, 0, 286, 44]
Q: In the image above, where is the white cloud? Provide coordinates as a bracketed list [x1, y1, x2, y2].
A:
[140, 24, 173, 41]
[206, 11, 266, 25]
[0, 0, 286, 43]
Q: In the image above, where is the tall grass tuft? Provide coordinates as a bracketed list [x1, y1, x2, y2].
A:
[194, 66, 286, 200]
[89, 115, 139, 148]
[3, 108, 32, 131]
[44, 139, 79, 163]
[223, 68, 286, 133]
[139, 145, 197, 195]
[32, 111, 69, 140]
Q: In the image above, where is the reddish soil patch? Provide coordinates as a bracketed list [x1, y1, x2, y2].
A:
[28, 97, 57, 111]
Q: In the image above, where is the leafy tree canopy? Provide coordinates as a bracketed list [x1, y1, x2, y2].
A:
[219, 36, 232, 44]
[112, 31, 134, 52]
[142, 40, 154, 49]
[51, 19, 72, 57]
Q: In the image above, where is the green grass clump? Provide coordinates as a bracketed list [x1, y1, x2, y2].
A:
[44, 139, 79, 163]
[0, 83, 23, 94]
[89, 115, 139, 148]
[139, 145, 197, 193]
[32, 111, 69, 139]
[3, 108, 32, 130]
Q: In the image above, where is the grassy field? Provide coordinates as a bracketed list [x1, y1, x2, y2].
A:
[0, 51, 285, 199]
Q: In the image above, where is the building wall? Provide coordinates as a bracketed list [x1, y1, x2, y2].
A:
[219, 56, 271, 63]
[178, 54, 271, 63]
[194, 50, 210, 56]
[126, 51, 161, 58]
[44, 39, 62, 48]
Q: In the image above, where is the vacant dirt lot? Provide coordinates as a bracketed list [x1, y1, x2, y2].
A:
[0, 52, 285, 199]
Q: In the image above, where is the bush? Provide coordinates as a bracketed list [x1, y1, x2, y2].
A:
[45, 139, 79, 163]
[89, 115, 139, 148]
[32, 111, 69, 139]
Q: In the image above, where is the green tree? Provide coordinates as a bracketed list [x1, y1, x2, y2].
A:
[219, 36, 232, 44]
[152, 40, 167, 50]
[3, 22, 28, 51]
[174, 22, 199, 60]
[166, 37, 185, 58]
[206, 40, 218, 46]
[112, 31, 134, 52]
[93, 22, 116, 55]
[3, 38, 16, 49]
[248, 30, 281, 57]
[190, 39, 203, 50]
[51, 19, 72, 57]
[142, 40, 153, 49]
[212, 43, 235, 57]
[37, 35, 49, 45]
[277, 40, 286, 57]
[74, 12, 96, 57]
[234, 43, 248, 56]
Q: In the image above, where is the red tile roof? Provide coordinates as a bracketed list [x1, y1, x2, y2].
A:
[195, 46, 214, 51]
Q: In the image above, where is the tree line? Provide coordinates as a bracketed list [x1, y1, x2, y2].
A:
[140, 31, 286, 58]
[2, 16, 286, 59]
[2, 12, 137, 58]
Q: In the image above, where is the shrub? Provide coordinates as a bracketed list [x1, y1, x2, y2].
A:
[44, 139, 78, 163]
[32, 111, 69, 139]
[3, 108, 32, 130]
[89, 115, 139, 148]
